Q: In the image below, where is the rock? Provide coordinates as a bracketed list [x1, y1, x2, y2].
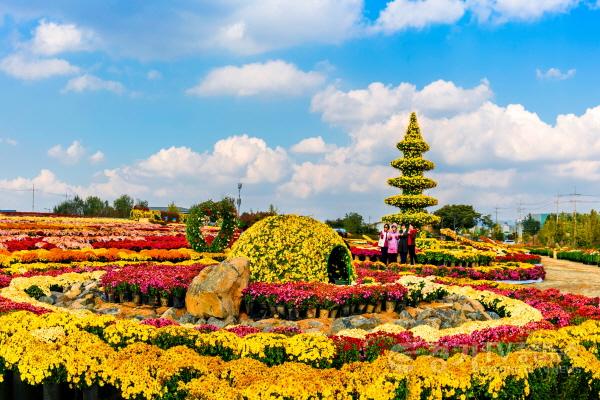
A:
[84, 282, 97, 292]
[70, 298, 92, 310]
[405, 307, 421, 318]
[178, 313, 198, 324]
[331, 317, 353, 333]
[161, 307, 178, 320]
[393, 319, 414, 329]
[415, 317, 441, 329]
[487, 311, 501, 320]
[349, 316, 381, 330]
[185, 257, 250, 319]
[416, 309, 434, 321]
[207, 316, 236, 328]
[38, 295, 55, 305]
[398, 310, 413, 320]
[307, 320, 324, 329]
[64, 287, 81, 300]
[459, 303, 476, 313]
[97, 307, 120, 315]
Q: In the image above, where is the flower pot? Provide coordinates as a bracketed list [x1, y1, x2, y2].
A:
[276, 305, 286, 318]
[13, 372, 40, 400]
[151, 295, 160, 307]
[358, 304, 367, 313]
[329, 308, 338, 318]
[366, 304, 375, 313]
[117, 292, 126, 303]
[160, 297, 169, 307]
[306, 308, 317, 318]
[341, 305, 351, 317]
[385, 301, 396, 313]
[287, 308, 299, 321]
[319, 309, 329, 318]
[132, 293, 142, 306]
[107, 291, 115, 303]
[43, 382, 60, 400]
[82, 386, 99, 400]
[173, 296, 185, 309]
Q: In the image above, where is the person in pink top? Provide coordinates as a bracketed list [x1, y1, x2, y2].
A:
[386, 223, 400, 264]
[407, 224, 419, 265]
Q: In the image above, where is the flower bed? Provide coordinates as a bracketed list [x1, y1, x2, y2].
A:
[242, 281, 409, 318]
[495, 253, 542, 264]
[100, 263, 211, 306]
[355, 260, 546, 282]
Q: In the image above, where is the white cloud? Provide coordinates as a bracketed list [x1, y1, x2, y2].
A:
[208, 0, 364, 55]
[373, 0, 466, 33]
[146, 70, 161, 80]
[63, 74, 125, 94]
[468, 0, 579, 23]
[536, 67, 576, 81]
[89, 151, 105, 164]
[0, 53, 79, 80]
[432, 168, 517, 188]
[311, 79, 492, 127]
[551, 160, 600, 181]
[279, 162, 389, 198]
[0, 138, 17, 146]
[48, 141, 86, 164]
[187, 60, 325, 97]
[30, 19, 95, 55]
[291, 137, 336, 154]
[137, 135, 290, 184]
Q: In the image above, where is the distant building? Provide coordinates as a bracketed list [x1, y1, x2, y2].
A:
[530, 213, 550, 226]
[0, 209, 17, 213]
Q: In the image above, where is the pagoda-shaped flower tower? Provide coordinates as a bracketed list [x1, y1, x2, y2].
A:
[382, 112, 440, 226]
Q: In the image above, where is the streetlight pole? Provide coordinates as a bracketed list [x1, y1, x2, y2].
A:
[237, 183, 242, 215]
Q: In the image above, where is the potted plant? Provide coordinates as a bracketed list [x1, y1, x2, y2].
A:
[160, 290, 170, 307]
[172, 286, 186, 308]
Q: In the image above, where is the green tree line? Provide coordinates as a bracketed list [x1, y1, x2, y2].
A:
[53, 195, 146, 218]
[537, 210, 600, 248]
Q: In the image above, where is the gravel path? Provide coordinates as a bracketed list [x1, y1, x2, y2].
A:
[532, 256, 600, 297]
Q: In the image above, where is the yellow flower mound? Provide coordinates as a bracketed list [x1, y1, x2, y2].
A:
[228, 215, 354, 283]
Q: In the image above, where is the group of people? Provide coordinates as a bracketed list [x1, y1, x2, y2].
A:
[378, 223, 418, 265]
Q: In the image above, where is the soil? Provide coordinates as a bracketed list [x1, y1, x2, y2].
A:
[532, 256, 600, 297]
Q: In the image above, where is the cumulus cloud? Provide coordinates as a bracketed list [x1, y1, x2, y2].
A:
[187, 60, 325, 97]
[137, 135, 290, 183]
[0, 138, 17, 146]
[47, 141, 105, 165]
[0, 53, 79, 80]
[89, 151, 105, 164]
[311, 79, 493, 127]
[30, 19, 96, 55]
[48, 141, 86, 164]
[551, 160, 600, 181]
[291, 137, 336, 154]
[468, 0, 579, 23]
[373, 0, 466, 33]
[536, 67, 576, 80]
[63, 74, 125, 94]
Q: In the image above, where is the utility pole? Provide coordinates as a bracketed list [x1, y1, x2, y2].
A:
[573, 186, 579, 247]
[236, 183, 242, 216]
[555, 193, 560, 246]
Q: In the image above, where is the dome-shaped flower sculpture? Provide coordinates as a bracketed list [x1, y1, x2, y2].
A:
[383, 112, 441, 226]
[228, 215, 354, 283]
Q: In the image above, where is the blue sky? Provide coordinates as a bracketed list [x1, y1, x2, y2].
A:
[1, 0, 600, 221]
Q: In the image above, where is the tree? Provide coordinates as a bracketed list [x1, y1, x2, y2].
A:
[434, 205, 481, 230]
[491, 224, 505, 241]
[522, 214, 541, 236]
[53, 195, 85, 215]
[480, 214, 495, 229]
[325, 212, 377, 234]
[83, 196, 106, 216]
[134, 199, 149, 210]
[383, 112, 440, 227]
[113, 195, 134, 218]
[167, 201, 179, 214]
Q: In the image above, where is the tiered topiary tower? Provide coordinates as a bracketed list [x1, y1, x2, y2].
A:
[383, 112, 441, 227]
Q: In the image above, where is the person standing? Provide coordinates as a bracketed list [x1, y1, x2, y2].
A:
[378, 224, 390, 264]
[386, 223, 400, 264]
[407, 224, 418, 265]
[398, 224, 409, 264]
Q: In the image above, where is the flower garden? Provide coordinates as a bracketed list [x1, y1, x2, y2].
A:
[0, 115, 599, 400]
